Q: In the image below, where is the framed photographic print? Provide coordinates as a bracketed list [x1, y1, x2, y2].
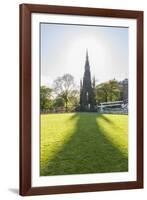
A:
[19, 4, 143, 196]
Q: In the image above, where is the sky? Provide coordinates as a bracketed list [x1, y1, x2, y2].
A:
[40, 23, 128, 87]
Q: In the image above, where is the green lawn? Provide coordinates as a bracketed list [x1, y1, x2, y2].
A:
[40, 113, 128, 176]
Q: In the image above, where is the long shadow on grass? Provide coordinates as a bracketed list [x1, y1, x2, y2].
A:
[41, 113, 128, 176]
[99, 114, 114, 124]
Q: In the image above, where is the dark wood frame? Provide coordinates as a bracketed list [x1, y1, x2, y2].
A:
[20, 3, 144, 196]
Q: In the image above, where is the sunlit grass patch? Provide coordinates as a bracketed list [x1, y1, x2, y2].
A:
[40, 113, 128, 176]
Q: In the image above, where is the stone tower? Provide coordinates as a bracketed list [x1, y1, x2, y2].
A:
[80, 50, 96, 111]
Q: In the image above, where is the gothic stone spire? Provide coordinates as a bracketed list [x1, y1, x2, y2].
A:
[80, 50, 96, 111]
[85, 49, 90, 71]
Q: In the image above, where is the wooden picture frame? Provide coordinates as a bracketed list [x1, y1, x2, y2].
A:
[19, 3, 143, 196]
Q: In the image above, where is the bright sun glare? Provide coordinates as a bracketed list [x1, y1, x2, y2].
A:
[41, 24, 128, 87]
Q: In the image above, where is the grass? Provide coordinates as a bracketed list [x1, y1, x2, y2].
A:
[40, 113, 128, 176]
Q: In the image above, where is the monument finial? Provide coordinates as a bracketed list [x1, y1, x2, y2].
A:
[85, 48, 90, 71]
[86, 48, 88, 60]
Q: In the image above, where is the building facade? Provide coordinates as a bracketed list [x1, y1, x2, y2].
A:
[119, 78, 128, 101]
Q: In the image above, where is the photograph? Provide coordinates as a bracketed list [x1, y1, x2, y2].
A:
[20, 4, 143, 195]
[40, 23, 129, 176]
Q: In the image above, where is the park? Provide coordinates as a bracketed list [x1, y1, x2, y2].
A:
[40, 113, 128, 176]
[40, 51, 128, 176]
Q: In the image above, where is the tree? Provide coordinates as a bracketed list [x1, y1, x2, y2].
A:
[53, 74, 75, 111]
[68, 89, 80, 106]
[108, 80, 120, 101]
[53, 96, 65, 108]
[96, 79, 120, 104]
[40, 86, 53, 110]
[96, 82, 109, 103]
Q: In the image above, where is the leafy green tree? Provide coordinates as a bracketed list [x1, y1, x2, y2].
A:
[40, 86, 53, 110]
[96, 79, 120, 103]
[53, 97, 65, 108]
[68, 89, 80, 106]
[108, 80, 120, 101]
[96, 82, 109, 103]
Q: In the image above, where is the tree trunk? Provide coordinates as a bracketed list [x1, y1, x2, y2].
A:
[65, 100, 68, 112]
